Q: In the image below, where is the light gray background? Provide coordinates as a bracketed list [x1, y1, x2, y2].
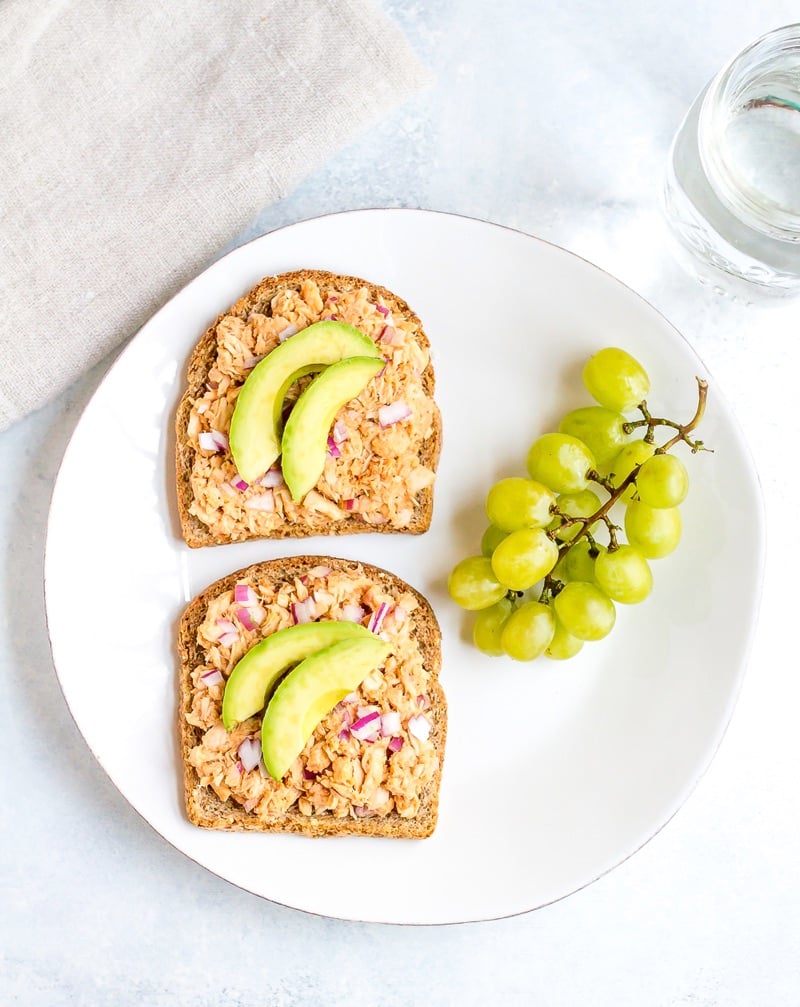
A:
[3, 2, 798, 1004]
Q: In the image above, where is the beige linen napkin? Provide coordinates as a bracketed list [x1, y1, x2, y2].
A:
[0, 0, 431, 430]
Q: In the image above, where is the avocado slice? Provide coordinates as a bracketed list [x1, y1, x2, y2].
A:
[281, 355, 384, 501]
[228, 321, 381, 483]
[261, 635, 391, 780]
[221, 621, 374, 730]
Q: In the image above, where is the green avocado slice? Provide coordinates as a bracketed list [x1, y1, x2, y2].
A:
[228, 321, 381, 483]
[261, 635, 391, 781]
[281, 355, 384, 501]
[221, 620, 374, 731]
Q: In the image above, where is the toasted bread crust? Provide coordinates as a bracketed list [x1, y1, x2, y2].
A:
[175, 270, 442, 548]
[178, 556, 446, 838]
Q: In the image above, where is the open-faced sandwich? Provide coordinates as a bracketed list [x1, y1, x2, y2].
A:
[175, 270, 441, 547]
[178, 557, 446, 837]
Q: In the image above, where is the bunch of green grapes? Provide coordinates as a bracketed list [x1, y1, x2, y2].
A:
[448, 347, 708, 662]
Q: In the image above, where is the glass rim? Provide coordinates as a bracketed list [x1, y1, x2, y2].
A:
[698, 23, 800, 241]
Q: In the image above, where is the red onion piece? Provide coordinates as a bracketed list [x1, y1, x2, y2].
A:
[244, 354, 265, 369]
[344, 498, 356, 511]
[218, 630, 239, 648]
[342, 692, 360, 704]
[353, 806, 375, 818]
[357, 705, 379, 720]
[378, 401, 412, 427]
[375, 303, 390, 317]
[417, 694, 430, 710]
[278, 323, 298, 342]
[292, 598, 316, 625]
[387, 736, 404, 753]
[367, 602, 391, 634]
[380, 711, 401, 737]
[234, 584, 257, 606]
[407, 713, 431, 742]
[236, 607, 255, 632]
[350, 711, 380, 740]
[232, 475, 249, 491]
[237, 737, 261, 772]
[249, 605, 266, 626]
[302, 768, 316, 781]
[327, 435, 341, 458]
[259, 468, 284, 488]
[306, 565, 332, 579]
[200, 669, 224, 687]
[198, 429, 229, 453]
[341, 603, 365, 624]
[338, 728, 351, 741]
[332, 419, 348, 444]
[244, 798, 258, 813]
[379, 324, 398, 344]
[216, 618, 236, 635]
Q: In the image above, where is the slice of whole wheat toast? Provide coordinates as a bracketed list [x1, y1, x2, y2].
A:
[178, 556, 446, 838]
[175, 269, 442, 548]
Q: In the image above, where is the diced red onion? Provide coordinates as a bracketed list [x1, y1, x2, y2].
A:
[327, 296, 338, 303]
[332, 419, 348, 444]
[200, 669, 224, 687]
[344, 498, 356, 511]
[198, 430, 229, 452]
[244, 354, 265, 369]
[338, 728, 351, 741]
[234, 584, 257, 606]
[259, 468, 284, 488]
[244, 491, 275, 512]
[387, 736, 404, 753]
[379, 324, 398, 344]
[343, 692, 360, 704]
[232, 474, 249, 491]
[416, 694, 430, 710]
[341, 603, 365, 624]
[237, 737, 261, 772]
[392, 606, 407, 626]
[367, 602, 391, 634]
[408, 713, 431, 742]
[327, 435, 341, 458]
[216, 618, 236, 635]
[364, 732, 380, 743]
[375, 303, 390, 317]
[307, 565, 332, 579]
[350, 710, 380, 740]
[378, 401, 412, 427]
[218, 630, 239, 648]
[249, 605, 266, 626]
[380, 711, 401, 737]
[322, 314, 337, 321]
[353, 806, 375, 818]
[236, 607, 255, 632]
[278, 323, 298, 342]
[244, 798, 258, 813]
[292, 598, 316, 625]
[375, 359, 389, 378]
[302, 768, 316, 781]
[357, 705, 379, 719]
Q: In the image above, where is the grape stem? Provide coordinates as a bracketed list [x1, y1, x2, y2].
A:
[540, 377, 709, 600]
[622, 378, 709, 452]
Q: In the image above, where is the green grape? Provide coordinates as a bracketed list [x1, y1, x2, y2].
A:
[608, 439, 656, 502]
[594, 545, 653, 604]
[485, 477, 556, 532]
[553, 581, 616, 641]
[480, 524, 509, 557]
[526, 433, 596, 494]
[636, 453, 689, 508]
[544, 617, 585, 660]
[624, 501, 682, 559]
[582, 347, 650, 413]
[491, 527, 559, 591]
[500, 601, 556, 661]
[473, 598, 514, 655]
[448, 556, 508, 610]
[553, 538, 606, 583]
[558, 406, 631, 468]
[550, 489, 602, 542]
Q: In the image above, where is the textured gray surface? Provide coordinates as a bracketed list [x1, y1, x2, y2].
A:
[3, 2, 799, 1003]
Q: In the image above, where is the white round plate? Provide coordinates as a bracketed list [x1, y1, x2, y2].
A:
[44, 209, 764, 924]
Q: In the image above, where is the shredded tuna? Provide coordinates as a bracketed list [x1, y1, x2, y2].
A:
[185, 279, 437, 540]
[186, 567, 439, 822]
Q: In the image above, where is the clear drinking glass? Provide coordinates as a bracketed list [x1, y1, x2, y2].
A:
[662, 24, 800, 296]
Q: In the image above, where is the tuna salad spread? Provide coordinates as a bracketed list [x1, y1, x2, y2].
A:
[184, 564, 440, 821]
[183, 277, 438, 540]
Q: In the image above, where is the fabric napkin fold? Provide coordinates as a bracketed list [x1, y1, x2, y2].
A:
[0, 0, 431, 431]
